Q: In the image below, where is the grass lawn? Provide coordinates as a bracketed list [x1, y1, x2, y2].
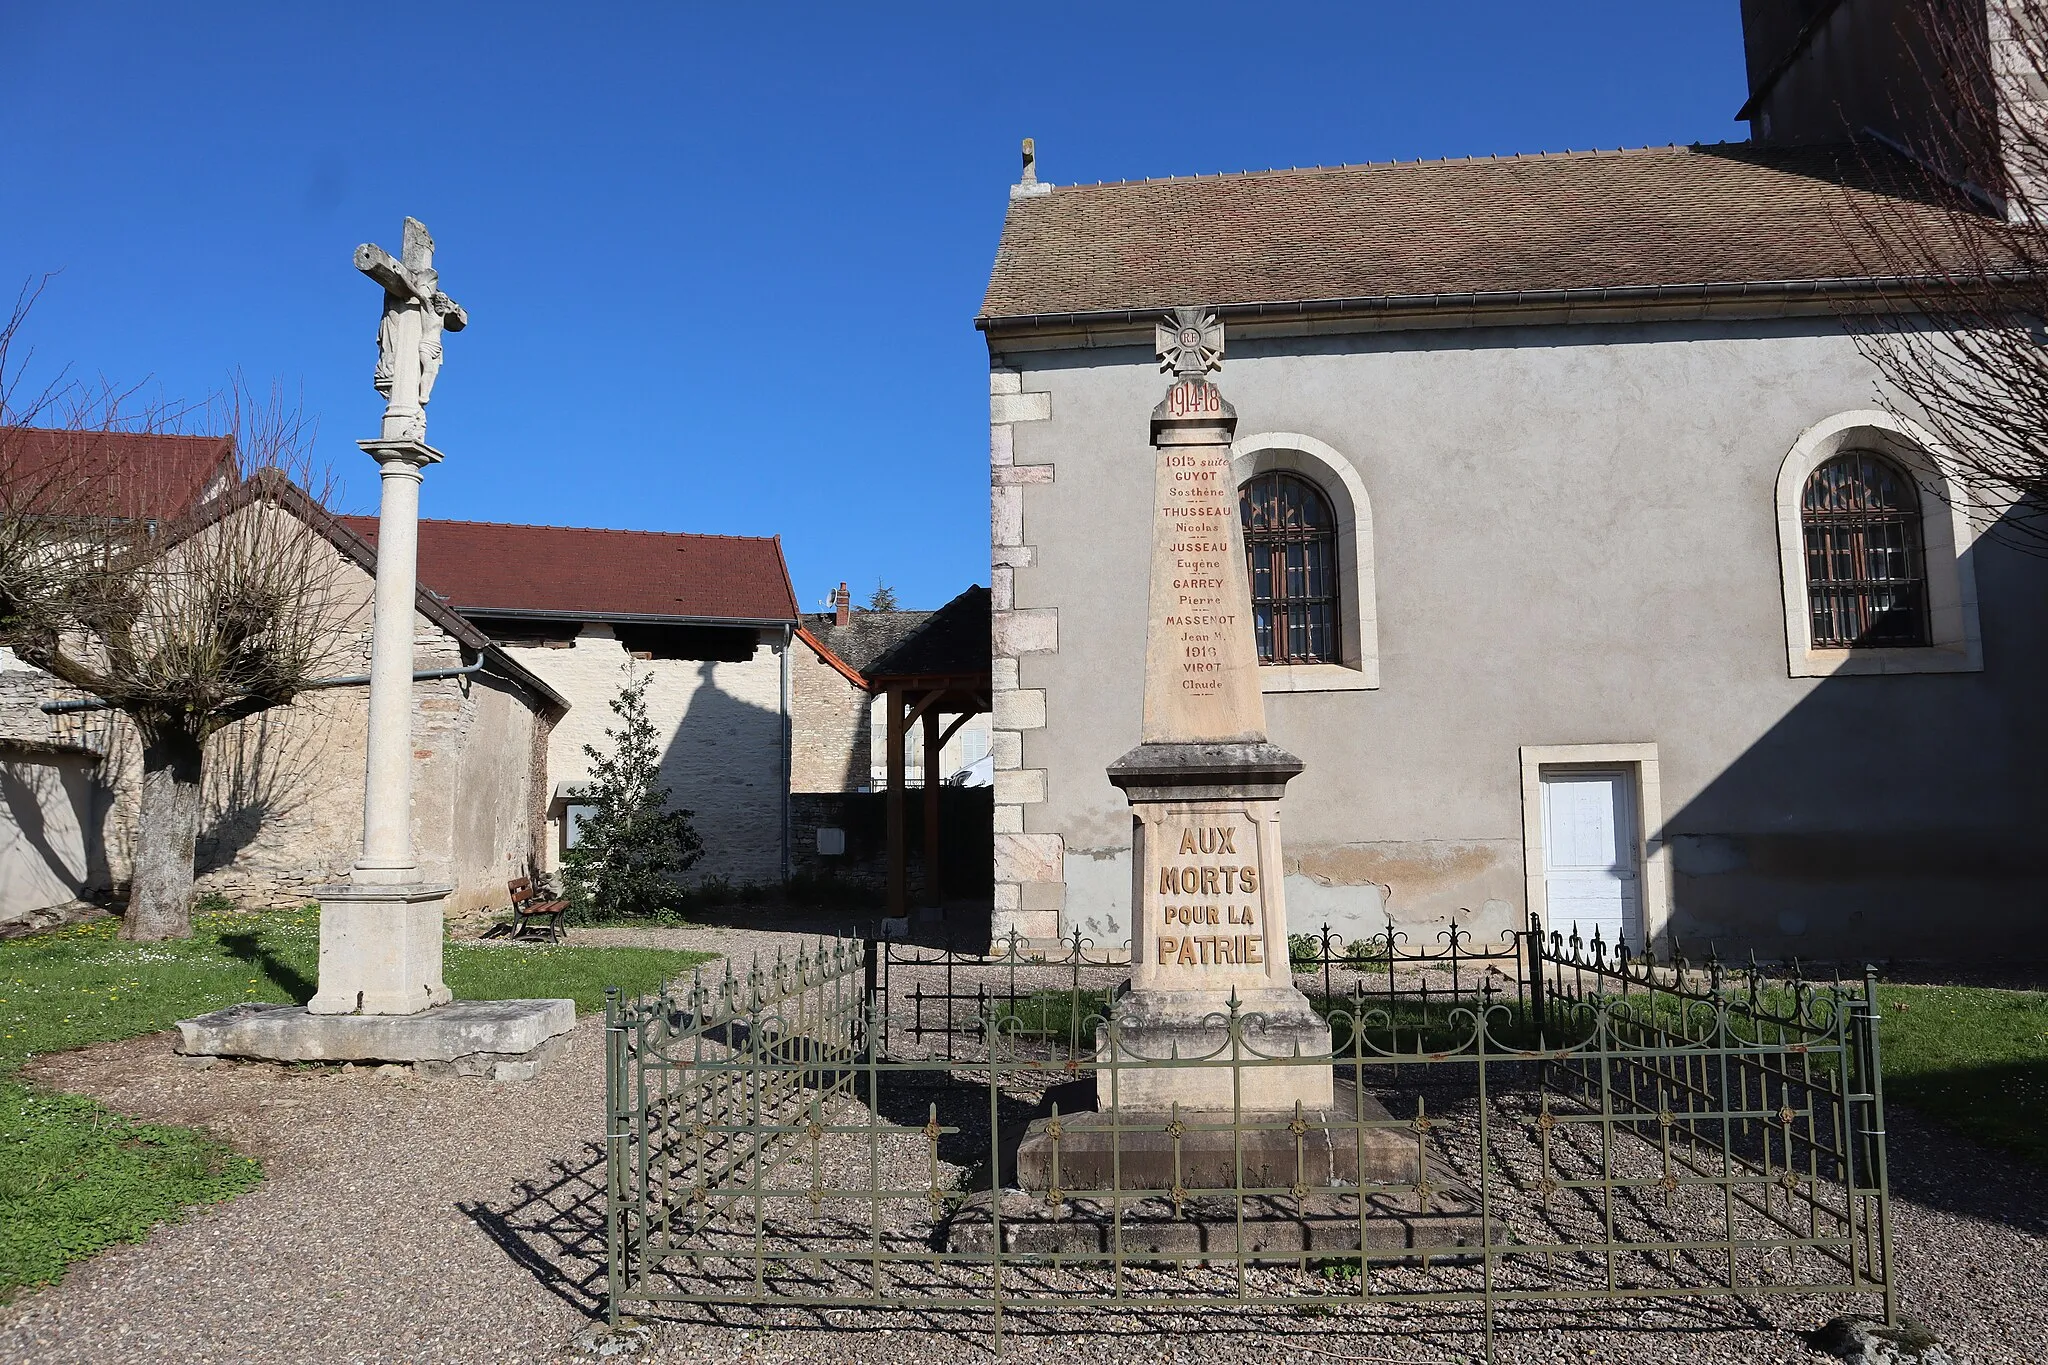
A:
[1875, 983, 2048, 1168]
[0, 905, 714, 1302]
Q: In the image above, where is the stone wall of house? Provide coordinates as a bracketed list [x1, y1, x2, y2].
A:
[790, 638, 869, 794]
[0, 527, 550, 920]
[505, 625, 788, 887]
[0, 660, 109, 925]
[414, 663, 546, 914]
[788, 791, 890, 889]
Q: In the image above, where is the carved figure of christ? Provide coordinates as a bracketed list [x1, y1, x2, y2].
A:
[356, 217, 467, 441]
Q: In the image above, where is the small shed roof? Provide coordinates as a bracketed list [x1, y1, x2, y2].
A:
[867, 586, 991, 682]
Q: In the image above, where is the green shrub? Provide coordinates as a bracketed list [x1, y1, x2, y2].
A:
[562, 670, 704, 921]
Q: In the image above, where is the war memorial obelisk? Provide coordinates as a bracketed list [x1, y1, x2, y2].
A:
[952, 311, 1484, 1258]
[1100, 306, 1331, 1113]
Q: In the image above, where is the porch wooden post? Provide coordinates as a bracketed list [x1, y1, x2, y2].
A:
[922, 705, 942, 911]
[886, 686, 906, 917]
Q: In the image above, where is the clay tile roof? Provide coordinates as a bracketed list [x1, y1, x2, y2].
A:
[338, 517, 800, 623]
[980, 141, 1957, 321]
[867, 586, 991, 681]
[801, 610, 934, 674]
[0, 427, 237, 520]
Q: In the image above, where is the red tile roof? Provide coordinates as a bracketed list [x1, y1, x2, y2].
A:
[339, 517, 800, 623]
[980, 141, 1960, 323]
[0, 427, 237, 520]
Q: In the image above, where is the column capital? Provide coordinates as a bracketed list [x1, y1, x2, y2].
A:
[357, 437, 445, 470]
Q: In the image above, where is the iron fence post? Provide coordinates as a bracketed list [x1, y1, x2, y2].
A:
[862, 934, 879, 1058]
[603, 985, 624, 1327]
[1525, 913, 1547, 1039]
[1857, 966, 1898, 1326]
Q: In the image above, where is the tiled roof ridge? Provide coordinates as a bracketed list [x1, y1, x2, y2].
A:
[346, 514, 783, 545]
[1041, 140, 1767, 194]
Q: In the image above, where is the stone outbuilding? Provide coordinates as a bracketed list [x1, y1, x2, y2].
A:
[788, 585, 993, 914]
[342, 515, 803, 887]
[0, 429, 807, 926]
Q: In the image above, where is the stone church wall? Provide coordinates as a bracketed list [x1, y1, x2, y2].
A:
[996, 314, 2048, 961]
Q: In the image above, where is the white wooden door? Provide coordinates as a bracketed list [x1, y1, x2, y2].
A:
[1539, 768, 1641, 949]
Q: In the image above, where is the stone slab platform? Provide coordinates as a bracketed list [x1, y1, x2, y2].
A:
[957, 1077, 1491, 1259]
[175, 999, 576, 1080]
[946, 1188, 1491, 1260]
[1015, 1085, 1429, 1192]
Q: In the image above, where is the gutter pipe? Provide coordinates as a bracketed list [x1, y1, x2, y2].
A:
[779, 623, 793, 883]
[973, 272, 2012, 338]
[39, 656, 488, 715]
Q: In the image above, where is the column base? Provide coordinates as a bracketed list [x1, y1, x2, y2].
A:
[307, 882, 453, 1016]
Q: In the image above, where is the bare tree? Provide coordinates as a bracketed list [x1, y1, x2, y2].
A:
[1841, 0, 2048, 549]
[1, 285, 350, 940]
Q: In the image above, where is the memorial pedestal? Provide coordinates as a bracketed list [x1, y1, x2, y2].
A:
[307, 882, 453, 1016]
[1102, 739, 1331, 1112]
[950, 1080, 1492, 1259]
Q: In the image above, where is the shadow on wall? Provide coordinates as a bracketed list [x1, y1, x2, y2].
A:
[655, 658, 786, 884]
[196, 706, 324, 878]
[0, 753, 107, 920]
[1660, 500, 2048, 963]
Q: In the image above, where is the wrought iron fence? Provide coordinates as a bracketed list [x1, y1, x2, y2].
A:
[603, 916, 1894, 1361]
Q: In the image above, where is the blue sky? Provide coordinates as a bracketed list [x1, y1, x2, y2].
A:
[1, 2, 1746, 612]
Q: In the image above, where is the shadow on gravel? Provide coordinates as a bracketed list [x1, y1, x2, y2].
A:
[458, 1141, 610, 1320]
[1883, 1102, 2048, 1234]
[603, 1293, 1791, 1361]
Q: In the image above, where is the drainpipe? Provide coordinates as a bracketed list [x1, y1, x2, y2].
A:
[780, 623, 793, 883]
[39, 657, 488, 714]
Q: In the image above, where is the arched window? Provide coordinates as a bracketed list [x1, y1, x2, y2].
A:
[1240, 471, 1339, 664]
[1801, 451, 1930, 648]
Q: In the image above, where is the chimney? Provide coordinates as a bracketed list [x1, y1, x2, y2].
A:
[833, 581, 851, 627]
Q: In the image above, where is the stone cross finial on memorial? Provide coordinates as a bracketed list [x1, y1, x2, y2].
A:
[1156, 306, 1223, 379]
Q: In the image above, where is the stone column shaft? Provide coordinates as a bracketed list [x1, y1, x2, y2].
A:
[309, 436, 450, 1017]
[354, 449, 429, 883]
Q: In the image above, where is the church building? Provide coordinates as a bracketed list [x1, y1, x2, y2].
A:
[983, 3, 2048, 960]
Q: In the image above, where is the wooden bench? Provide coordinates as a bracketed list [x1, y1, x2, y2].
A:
[493, 875, 568, 943]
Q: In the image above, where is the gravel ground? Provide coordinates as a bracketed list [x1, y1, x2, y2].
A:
[2, 921, 2041, 1365]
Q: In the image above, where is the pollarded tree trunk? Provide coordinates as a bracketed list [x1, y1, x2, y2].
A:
[122, 727, 205, 941]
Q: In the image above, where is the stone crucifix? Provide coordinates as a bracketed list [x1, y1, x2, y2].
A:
[308, 216, 468, 1017]
[356, 217, 467, 443]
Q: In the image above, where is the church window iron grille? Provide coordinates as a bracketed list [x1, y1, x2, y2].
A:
[1801, 452, 1930, 648]
[1240, 471, 1339, 665]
